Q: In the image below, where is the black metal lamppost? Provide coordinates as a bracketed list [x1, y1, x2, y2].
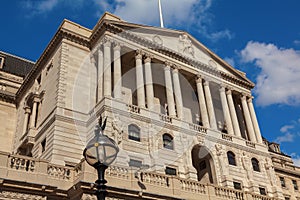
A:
[83, 117, 119, 200]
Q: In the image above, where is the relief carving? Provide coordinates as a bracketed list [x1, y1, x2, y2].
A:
[178, 34, 195, 58]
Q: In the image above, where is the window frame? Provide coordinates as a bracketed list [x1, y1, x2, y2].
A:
[251, 158, 260, 172]
[280, 177, 286, 188]
[293, 180, 298, 190]
[227, 151, 237, 166]
[128, 124, 141, 142]
[165, 166, 177, 176]
[163, 133, 174, 150]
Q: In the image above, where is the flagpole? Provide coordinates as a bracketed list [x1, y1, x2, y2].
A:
[158, 0, 164, 28]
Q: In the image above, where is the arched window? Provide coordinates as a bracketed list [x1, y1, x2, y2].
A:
[128, 124, 140, 142]
[251, 158, 260, 172]
[227, 151, 236, 166]
[163, 134, 174, 150]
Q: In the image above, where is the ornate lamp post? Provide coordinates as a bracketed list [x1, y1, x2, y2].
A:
[83, 117, 119, 200]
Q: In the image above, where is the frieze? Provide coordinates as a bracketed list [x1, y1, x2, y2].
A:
[0, 191, 45, 200]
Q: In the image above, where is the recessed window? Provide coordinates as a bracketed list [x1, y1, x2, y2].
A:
[163, 133, 174, 150]
[41, 138, 46, 153]
[0, 56, 4, 69]
[251, 158, 260, 172]
[280, 177, 286, 188]
[129, 159, 142, 168]
[233, 182, 242, 190]
[285, 197, 290, 200]
[128, 124, 140, 142]
[293, 180, 298, 190]
[227, 151, 236, 166]
[165, 167, 177, 176]
[199, 160, 206, 170]
[259, 187, 266, 195]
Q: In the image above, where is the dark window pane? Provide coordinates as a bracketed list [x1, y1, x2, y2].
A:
[129, 159, 142, 168]
[251, 158, 260, 172]
[165, 167, 176, 176]
[199, 160, 206, 170]
[227, 151, 236, 166]
[259, 187, 266, 195]
[128, 124, 140, 142]
[233, 182, 242, 190]
[163, 134, 174, 150]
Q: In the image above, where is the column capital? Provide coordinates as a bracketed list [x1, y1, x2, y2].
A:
[113, 42, 121, 51]
[144, 54, 153, 63]
[171, 64, 181, 71]
[24, 106, 31, 114]
[226, 89, 232, 95]
[247, 96, 254, 103]
[164, 60, 172, 67]
[241, 95, 247, 101]
[203, 79, 210, 86]
[195, 76, 203, 84]
[103, 37, 112, 47]
[219, 86, 226, 93]
[90, 54, 96, 64]
[135, 50, 143, 59]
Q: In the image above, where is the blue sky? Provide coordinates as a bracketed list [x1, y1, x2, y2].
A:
[1, 0, 300, 166]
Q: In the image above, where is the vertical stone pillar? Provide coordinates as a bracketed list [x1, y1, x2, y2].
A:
[164, 63, 176, 117]
[103, 39, 111, 97]
[248, 97, 263, 143]
[195, 76, 210, 128]
[144, 55, 154, 110]
[203, 80, 217, 129]
[30, 99, 38, 128]
[226, 90, 241, 137]
[97, 46, 103, 101]
[241, 95, 257, 142]
[219, 87, 234, 135]
[90, 55, 97, 105]
[113, 43, 122, 99]
[172, 65, 183, 119]
[23, 107, 31, 133]
[135, 52, 146, 108]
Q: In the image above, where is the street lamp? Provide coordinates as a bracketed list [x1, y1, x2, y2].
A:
[83, 117, 119, 200]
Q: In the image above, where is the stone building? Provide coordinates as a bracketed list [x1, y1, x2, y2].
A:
[0, 12, 299, 200]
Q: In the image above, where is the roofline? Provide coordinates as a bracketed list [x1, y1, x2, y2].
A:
[0, 50, 35, 64]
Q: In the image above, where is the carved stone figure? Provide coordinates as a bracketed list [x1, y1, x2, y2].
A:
[241, 152, 251, 180]
[111, 115, 123, 145]
[265, 158, 276, 186]
[215, 144, 225, 176]
[178, 34, 195, 58]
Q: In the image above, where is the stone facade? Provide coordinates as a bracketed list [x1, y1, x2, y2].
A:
[0, 12, 299, 200]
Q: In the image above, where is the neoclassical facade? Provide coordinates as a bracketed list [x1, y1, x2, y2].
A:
[0, 12, 299, 200]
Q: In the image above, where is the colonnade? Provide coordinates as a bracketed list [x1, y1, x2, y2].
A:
[91, 38, 262, 144]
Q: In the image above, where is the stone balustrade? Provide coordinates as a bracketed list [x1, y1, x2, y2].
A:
[251, 194, 275, 200]
[214, 185, 244, 199]
[127, 104, 140, 114]
[141, 172, 170, 187]
[246, 140, 256, 148]
[9, 154, 35, 172]
[189, 123, 207, 134]
[47, 164, 72, 180]
[159, 114, 172, 123]
[180, 179, 206, 194]
[222, 133, 233, 142]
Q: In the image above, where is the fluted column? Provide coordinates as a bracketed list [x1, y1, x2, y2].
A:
[226, 90, 241, 137]
[164, 63, 176, 117]
[23, 107, 31, 133]
[248, 97, 263, 143]
[113, 43, 122, 99]
[241, 95, 256, 142]
[135, 52, 146, 108]
[144, 55, 154, 109]
[219, 87, 234, 135]
[195, 76, 209, 127]
[203, 80, 217, 129]
[103, 39, 111, 97]
[172, 65, 183, 119]
[97, 47, 103, 101]
[30, 99, 38, 128]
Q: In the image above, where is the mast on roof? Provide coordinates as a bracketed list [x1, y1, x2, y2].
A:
[158, 0, 164, 28]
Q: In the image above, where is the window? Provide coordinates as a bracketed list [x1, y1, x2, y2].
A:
[251, 158, 260, 172]
[227, 151, 236, 166]
[165, 167, 177, 176]
[163, 134, 174, 150]
[259, 187, 267, 195]
[41, 138, 46, 153]
[0, 56, 4, 69]
[233, 182, 242, 190]
[280, 177, 286, 188]
[285, 197, 290, 200]
[293, 180, 298, 190]
[129, 159, 142, 168]
[128, 124, 140, 141]
[199, 160, 206, 170]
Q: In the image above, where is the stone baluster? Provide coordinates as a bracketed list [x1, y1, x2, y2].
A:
[219, 86, 234, 135]
[135, 51, 146, 108]
[203, 80, 217, 129]
[144, 55, 154, 109]
[226, 89, 241, 137]
[241, 95, 257, 142]
[172, 65, 183, 119]
[247, 97, 263, 143]
[164, 62, 176, 117]
[113, 43, 122, 99]
[103, 38, 112, 97]
[195, 76, 210, 128]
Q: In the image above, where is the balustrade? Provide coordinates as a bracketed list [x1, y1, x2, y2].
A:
[222, 133, 233, 141]
[141, 172, 169, 187]
[47, 164, 71, 180]
[180, 179, 206, 194]
[189, 123, 207, 134]
[159, 114, 172, 123]
[251, 194, 274, 200]
[106, 166, 129, 180]
[246, 141, 256, 148]
[214, 185, 244, 200]
[9, 155, 35, 172]
[127, 104, 140, 114]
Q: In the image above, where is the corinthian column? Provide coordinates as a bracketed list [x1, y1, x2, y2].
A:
[195, 76, 209, 128]
[241, 95, 256, 142]
[103, 39, 111, 97]
[203, 80, 217, 129]
[135, 52, 145, 108]
[164, 63, 176, 117]
[172, 65, 183, 119]
[23, 107, 31, 133]
[30, 99, 39, 128]
[226, 89, 241, 137]
[248, 97, 263, 143]
[113, 43, 122, 99]
[144, 55, 154, 109]
[219, 87, 233, 135]
[97, 47, 103, 101]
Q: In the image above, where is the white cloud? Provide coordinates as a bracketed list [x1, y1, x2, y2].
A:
[280, 125, 294, 133]
[291, 154, 300, 167]
[22, 0, 59, 16]
[224, 57, 235, 67]
[275, 132, 294, 143]
[240, 41, 300, 106]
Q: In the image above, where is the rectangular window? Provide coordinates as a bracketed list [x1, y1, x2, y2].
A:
[41, 138, 46, 153]
[233, 182, 242, 190]
[0, 56, 4, 69]
[259, 187, 266, 195]
[285, 197, 290, 200]
[293, 180, 298, 190]
[165, 167, 177, 176]
[129, 159, 142, 168]
[280, 177, 286, 188]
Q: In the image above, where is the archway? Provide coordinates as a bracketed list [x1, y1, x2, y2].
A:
[191, 145, 217, 184]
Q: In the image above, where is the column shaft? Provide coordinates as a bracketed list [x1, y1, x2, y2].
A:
[226, 90, 241, 137]
[203, 80, 217, 129]
[219, 87, 234, 135]
[97, 47, 104, 101]
[144, 56, 154, 109]
[113, 44, 122, 99]
[248, 98, 263, 143]
[135, 53, 145, 108]
[164, 64, 176, 117]
[23, 108, 30, 133]
[196, 77, 210, 127]
[172, 67, 183, 119]
[241, 95, 256, 142]
[103, 40, 111, 97]
[30, 101, 38, 128]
